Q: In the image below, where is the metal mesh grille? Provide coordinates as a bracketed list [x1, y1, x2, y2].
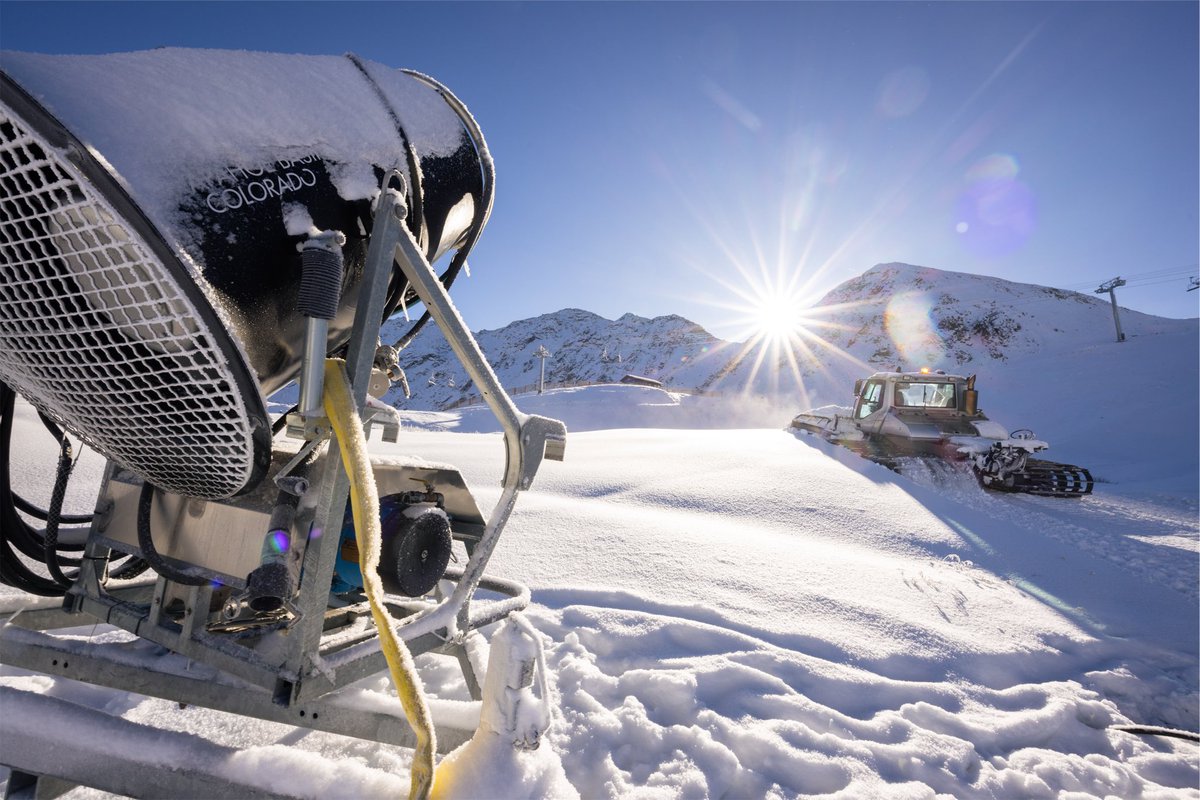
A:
[0, 104, 258, 499]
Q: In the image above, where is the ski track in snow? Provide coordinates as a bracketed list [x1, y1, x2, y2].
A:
[890, 452, 1199, 604]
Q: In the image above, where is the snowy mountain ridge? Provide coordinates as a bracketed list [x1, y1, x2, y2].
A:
[382, 307, 731, 411]
[386, 262, 1196, 411]
[812, 262, 1171, 365]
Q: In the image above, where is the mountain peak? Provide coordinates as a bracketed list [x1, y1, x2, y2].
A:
[383, 264, 1193, 411]
[388, 308, 728, 410]
[810, 262, 1182, 373]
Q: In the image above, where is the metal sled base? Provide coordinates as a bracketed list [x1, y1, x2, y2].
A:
[1, 572, 548, 799]
[0, 574, 527, 799]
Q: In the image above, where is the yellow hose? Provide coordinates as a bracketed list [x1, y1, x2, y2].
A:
[324, 358, 436, 799]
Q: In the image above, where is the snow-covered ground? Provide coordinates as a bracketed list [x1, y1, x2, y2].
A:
[2, 328, 1197, 798]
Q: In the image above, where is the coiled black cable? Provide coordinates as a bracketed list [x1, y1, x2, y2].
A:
[1, 382, 146, 594]
[11, 489, 92, 524]
[1, 383, 65, 595]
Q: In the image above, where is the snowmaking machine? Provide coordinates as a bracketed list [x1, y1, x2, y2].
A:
[0, 49, 566, 798]
[792, 370, 1093, 497]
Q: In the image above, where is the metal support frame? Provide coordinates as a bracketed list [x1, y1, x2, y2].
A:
[1095, 277, 1127, 343]
[0, 185, 566, 794]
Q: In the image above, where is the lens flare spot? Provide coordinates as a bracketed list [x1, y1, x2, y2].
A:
[966, 153, 1019, 182]
[885, 292, 945, 366]
[956, 153, 1035, 257]
[876, 66, 931, 119]
[269, 530, 290, 553]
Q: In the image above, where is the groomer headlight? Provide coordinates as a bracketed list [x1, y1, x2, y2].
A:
[0, 49, 491, 499]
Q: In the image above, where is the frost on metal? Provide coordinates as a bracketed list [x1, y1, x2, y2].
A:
[1, 48, 471, 270]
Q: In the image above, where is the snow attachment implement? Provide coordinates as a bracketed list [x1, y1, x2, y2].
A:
[792, 371, 1093, 498]
[0, 50, 565, 799]
[973, 443, 1094, 498]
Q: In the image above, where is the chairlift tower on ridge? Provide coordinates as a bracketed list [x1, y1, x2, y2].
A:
[1095, 277, 1127, 342]
[535, 344, 552, 394]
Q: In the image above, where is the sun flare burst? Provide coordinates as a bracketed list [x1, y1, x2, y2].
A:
[755, 293, 808, 345]
[691, 260, 874, 408]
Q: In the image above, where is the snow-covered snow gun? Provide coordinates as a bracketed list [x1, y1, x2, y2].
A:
[0, 49, 565, 798]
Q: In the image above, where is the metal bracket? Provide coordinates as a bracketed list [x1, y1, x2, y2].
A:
[388, 198, 566, 492]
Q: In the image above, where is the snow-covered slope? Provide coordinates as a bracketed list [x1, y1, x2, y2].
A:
[390, 359, 1200, 796]
[386, 262, 1197, 416]
[3, 372, 1197, 797]
[405, 326, 1199, 498]
[400, 383, 796, 435]
[813, 262, 1185, 367]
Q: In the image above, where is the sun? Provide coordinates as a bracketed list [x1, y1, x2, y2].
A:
[755, 293, 807, 345]
[691, 265, 874, 405]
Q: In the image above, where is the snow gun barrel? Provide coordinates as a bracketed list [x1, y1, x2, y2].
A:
[0, 49, 493, 498]
[0, 51, 566, 797]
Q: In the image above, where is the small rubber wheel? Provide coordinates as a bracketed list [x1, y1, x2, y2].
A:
[392, 511, 453, 597]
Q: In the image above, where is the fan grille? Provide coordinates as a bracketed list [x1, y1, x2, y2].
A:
[0, 104, 258, 499]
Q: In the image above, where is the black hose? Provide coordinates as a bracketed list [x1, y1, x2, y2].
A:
[0, 531, 61, 596]
[109, 558, 150, 581]
[0, 396, 84, 566]
[1111, 724, 1200, 743]
[346, 53, 430, 337]
[386, 70, 494, 355]
[1, 406, 64, 566]
[393, 309, 432, 351]
[272, 404, 298, 436]
[347, 53, 425, 251]
[35, 409, 146, 579]
[136, 481, 211, 586]
[29, 411, 92, 526]
[0, 383, 63, 596]
[1, 383, 148, 595]
[388, 236, 469, 352]
[41, 426, 78, 588]
[10, 490, 92, 525]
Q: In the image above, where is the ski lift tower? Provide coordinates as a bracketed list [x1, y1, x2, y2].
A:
[1095, 277, 1127, 342]
[535, 344, 552, 394]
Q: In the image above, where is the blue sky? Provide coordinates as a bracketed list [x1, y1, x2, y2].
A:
[3, 1, 1197, 338]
